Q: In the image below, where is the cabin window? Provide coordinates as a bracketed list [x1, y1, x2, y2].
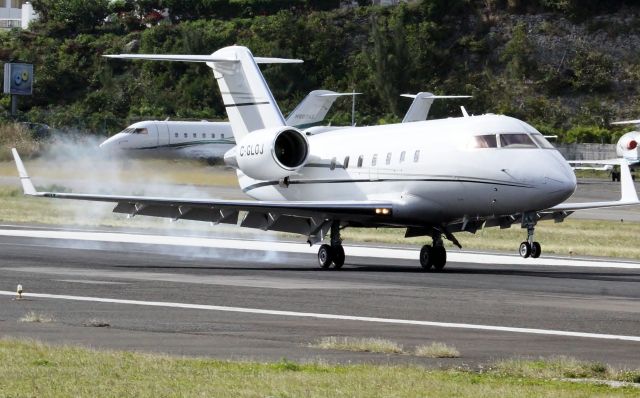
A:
[193, 133, 197, 138]
[386, 152, 392, 165]
[499, 133, 537, 148]
[344, 156, 350, 169]
[399, 151, 406, 163]
[184, 133, 188, 138]
[531, 134, 554, 149]
[330, 157, 336, 170]
[211, 133, 215, 139]
[414, 150, 420, 162]
[221, 134, 225, 139]
[202, 133, 206, 139]
[469, 135, 497, 148]
[174, 133, 178, 138]
[371, 154, 378, 167]
[357, 155, 363, 168]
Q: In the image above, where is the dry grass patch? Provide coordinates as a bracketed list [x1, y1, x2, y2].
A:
[82, 318, 110, 328]
[414, 342, 460, 358]
[0, 123, 41, 161]
[310, 336, 404, 354]
[19, 311, 55, 323]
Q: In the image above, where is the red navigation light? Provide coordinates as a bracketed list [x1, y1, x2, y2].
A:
[628, 140, 638, 150]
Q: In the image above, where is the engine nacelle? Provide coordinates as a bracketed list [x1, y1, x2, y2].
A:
[616, 131, 640, 157]
[226, 127, 309, 181]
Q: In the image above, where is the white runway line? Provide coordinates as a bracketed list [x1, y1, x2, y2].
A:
[0, 228, 639, 269]
[1, 290, 639, 342]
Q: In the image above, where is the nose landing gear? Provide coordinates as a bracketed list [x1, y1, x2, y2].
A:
[317, 221, 345, 269]
[519, 213, 541, 259]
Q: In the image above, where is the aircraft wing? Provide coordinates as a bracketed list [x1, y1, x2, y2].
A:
[12, 149, 393, 244]
[549, 159, 639, 211]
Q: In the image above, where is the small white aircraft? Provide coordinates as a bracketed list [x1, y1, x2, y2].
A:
[570, 119, 640, 181]
[11, 46, 640, 270]
[99, 90, 355, 162]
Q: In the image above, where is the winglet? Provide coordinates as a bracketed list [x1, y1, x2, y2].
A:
[11, 148, 38, 196]
[619, 159, 639, 203]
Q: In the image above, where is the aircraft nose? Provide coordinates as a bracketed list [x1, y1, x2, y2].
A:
[99, 134, 125, 150]
[546, 154, 577, 202]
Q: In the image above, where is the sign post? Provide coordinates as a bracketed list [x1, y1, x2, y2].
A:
[3, 63, 34, 116]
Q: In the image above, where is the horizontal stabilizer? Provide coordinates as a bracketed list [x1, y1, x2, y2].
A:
[611, 119, 640, 126]
[103, 54, 303, 64]
[401, 93, 472, 99]
[317, 92, 362, 97]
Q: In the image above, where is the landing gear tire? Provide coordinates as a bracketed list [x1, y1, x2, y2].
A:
[531, 241, 542, 258]
[519, 241, 531, 258]
[332, 245, 345, 269]
[318, 244, 333, 269]
[420, 245, 433, 270]
[432, 246, 447, 271]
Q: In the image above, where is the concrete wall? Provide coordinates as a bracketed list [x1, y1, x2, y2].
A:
[555, 143, 616, 161]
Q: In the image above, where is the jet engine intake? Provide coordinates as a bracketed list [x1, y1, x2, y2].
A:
[228, 127, 309, 180]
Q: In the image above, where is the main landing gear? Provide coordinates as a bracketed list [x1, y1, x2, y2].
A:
[419, 232, 447, 271]
[317, 221, 345, 269]
[519, 213, 541, 259]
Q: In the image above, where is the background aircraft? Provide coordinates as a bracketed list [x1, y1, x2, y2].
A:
[12, 46, 640, 270]
[99, 90, 355, 163]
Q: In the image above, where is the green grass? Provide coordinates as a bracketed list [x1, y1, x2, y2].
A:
[0, 339, 637, 397]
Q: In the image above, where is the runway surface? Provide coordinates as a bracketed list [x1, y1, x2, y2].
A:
[1, 225, 639, 367]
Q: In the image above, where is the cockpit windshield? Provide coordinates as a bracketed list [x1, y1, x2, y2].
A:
[465, 132, 551, 149]
[499, 133, 537, 148]
[117, 127, 148, 135]
[530, 133, 555, 149]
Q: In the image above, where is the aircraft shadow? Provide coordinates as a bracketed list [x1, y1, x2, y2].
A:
[112, 263, 640, 282]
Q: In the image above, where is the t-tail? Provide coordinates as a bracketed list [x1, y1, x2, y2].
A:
[104, 46, 302, 142]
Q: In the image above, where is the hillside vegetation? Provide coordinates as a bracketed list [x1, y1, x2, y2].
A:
[1, 0, 639, 142]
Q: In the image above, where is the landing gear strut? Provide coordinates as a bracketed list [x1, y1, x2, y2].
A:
[419, 232, 447, 271]
[317, 221, 345, 269]
[519, 213, 541, 259]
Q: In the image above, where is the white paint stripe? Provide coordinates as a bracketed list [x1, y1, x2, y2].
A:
[0, 228, 639, 269]
[1, 290, 639, 342]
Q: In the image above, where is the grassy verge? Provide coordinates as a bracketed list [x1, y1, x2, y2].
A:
[0, 338, 637, 397]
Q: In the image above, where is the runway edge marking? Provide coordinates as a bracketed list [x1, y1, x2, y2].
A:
[2, 291, 639, 342]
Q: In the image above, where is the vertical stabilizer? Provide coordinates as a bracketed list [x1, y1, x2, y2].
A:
[208, 46, 286, 141]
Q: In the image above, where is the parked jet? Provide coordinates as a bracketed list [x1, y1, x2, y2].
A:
[570, 119, 640, 181]
[100, 90, 354, 162]
[12, 46, 640, 270]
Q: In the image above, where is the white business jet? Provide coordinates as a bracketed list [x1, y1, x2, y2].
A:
[569, 119, 640, 181]
[11, 46, 640, 270]
[99, 90, 355, 162]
